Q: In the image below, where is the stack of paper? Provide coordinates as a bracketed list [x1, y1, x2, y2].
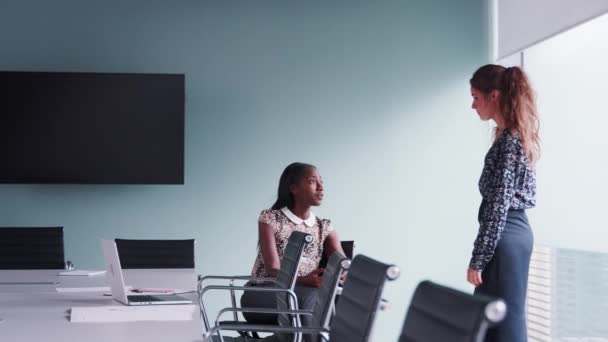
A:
[57, 285, 131, 293]
[56, 286, 111, 293]
[59, 270, 106, 276]
[70, 304, 196, 323]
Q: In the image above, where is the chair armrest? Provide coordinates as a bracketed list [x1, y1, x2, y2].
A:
[198, 285, 298, 332]
[199, 285, 298, 309]
[200, 285, 297, 298]
[197, 275, 276, 292]
[198, 275, 276, 282]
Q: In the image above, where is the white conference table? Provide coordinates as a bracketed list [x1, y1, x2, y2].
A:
[0, 269, 203, 342]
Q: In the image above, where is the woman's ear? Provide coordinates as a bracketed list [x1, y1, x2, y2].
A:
[289, 183, 298, 196]
[490, 89, 500, 102]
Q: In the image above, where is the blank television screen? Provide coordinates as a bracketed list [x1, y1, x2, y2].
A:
[0, 71, 184, 184]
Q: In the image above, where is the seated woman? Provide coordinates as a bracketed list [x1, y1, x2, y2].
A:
[240, 162, 345, 331]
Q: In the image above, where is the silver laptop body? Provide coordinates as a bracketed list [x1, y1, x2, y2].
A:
[100, 239, 192, 305]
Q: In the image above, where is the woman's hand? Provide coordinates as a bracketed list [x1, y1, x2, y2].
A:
[298, 268, 324, 288]
[467, 267, 482, 287]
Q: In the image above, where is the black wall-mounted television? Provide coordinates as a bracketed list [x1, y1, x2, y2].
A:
[0, 71, 184, 184]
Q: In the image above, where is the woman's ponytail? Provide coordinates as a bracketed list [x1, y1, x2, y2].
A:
[500, 66, 541, 166]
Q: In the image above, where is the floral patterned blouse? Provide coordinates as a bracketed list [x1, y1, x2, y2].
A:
[249, 207, 334, 283]
[469, 128, 536, 271]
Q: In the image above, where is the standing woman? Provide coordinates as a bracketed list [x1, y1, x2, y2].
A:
[241, 162, 345, 334]
[467, 64, 540, 342]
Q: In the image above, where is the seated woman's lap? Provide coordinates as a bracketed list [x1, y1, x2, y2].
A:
[240, 283, 319, 326]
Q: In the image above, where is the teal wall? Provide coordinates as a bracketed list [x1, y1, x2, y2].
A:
[0, 1, 489, 340]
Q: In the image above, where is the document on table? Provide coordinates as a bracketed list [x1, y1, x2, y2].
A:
[70, 304, 196, 322]
[58, 270, 106, 276]
[57, 285, 132, 293]
[56, 286, 111, 293]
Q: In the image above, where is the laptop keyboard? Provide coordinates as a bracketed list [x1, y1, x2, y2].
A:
[127, 294, 189, 302]
[128, 295, 163, 302]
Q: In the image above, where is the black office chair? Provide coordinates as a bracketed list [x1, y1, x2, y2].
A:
[204, 251, 350, 342]
[319, 241, 354, 268]
[198, 231, 313, 336]
[0, 227, 65, 269]
[114, 238, 195, 269]
[399, 280, 506, 342]
[203, 254, 399, 342]
[328, 254, 399, 342]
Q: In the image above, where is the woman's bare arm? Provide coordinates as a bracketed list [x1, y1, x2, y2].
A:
[258, 221, 280, 277]
[323, 230, 345, 257]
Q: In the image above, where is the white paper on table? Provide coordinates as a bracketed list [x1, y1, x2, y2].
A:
[70, 304, 196, 322]
[58, 270, 106, 276]
[57, 285, 132, 293]
[57, 286, 111, 293]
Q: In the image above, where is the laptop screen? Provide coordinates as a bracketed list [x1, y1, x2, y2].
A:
[100, 239, 130, 304]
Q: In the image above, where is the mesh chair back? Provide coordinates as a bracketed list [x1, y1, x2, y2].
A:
[274, 231, 313, 289]
[399, 280, 506, 342]
[275, 251, 348, 342]
[329, 255, 399, 342]
[115, 239, 195, 269]
[275, 231, 313, 342]
[277, 252, 350, 342]
[311, 252, 348, 330]
[0, 227, 65, 269]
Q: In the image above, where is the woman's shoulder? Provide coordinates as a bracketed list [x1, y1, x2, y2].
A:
[503, 127, 520, 140]
[260, 208, 281, 216]
[499, 128, 524, 154]
[258, 208, 283, 224]
[315, 215, 334, 232]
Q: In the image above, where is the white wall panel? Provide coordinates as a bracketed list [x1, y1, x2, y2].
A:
[498, 0, 608, 59]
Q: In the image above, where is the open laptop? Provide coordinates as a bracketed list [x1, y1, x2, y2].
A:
[101, 239, 192, 305]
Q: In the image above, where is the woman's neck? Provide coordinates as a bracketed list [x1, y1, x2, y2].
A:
[495, 126, 505, 139]
[493, 113, 506, 138]
[289, 204, 311, 220]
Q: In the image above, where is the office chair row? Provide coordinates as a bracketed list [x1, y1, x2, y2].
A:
[197, 231, 507, 342]
[0, 227, 196, 270]
[1, 227, 507, 341]
[0, 226, 355, 271]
